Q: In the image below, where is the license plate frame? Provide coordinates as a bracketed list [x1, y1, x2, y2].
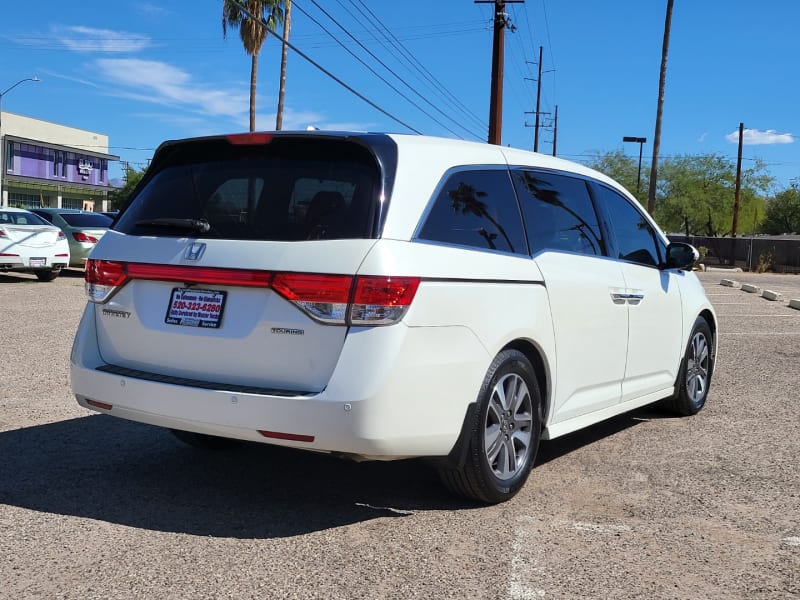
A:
[165, 288, 227, 329]
[29, 257, 46, 268]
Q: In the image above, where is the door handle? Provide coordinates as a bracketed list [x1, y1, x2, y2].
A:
[610, 292, 645, 305]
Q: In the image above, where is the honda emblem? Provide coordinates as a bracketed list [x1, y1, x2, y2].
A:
[185, 242, 206, 261]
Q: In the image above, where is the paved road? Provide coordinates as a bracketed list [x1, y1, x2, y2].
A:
[1, 269, 798, 599]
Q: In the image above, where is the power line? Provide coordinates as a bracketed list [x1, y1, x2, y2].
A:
[297, 0, 480, 140]
[229, 0, 422, 134]
[348, 0, 487, 134]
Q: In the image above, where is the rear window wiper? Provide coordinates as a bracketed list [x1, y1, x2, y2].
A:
[134, 218, 211, 233]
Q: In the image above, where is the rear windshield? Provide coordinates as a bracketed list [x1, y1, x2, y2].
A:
[0, 211, 50, 226]
[61, 213, 113, 227]
[114, 137, 382, 241]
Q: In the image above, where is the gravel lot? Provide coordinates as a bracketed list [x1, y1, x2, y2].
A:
[1, 268, 798, 599]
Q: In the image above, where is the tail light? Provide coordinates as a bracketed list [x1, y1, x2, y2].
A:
[85, 260, 127, 302]
[84, 259, 421, 326]
[272, 273, 352, 324]
[57, 231, 66, 240]
[350, 276, 420, 325]
[0, 228, 7, 238]
[73, 232, 99, 243]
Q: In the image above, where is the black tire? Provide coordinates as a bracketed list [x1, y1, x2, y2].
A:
[170, 428, 238, 450]
[664, 316, 714, 416]
[439, 349, 542, 504]
[35, 270, 59, 282]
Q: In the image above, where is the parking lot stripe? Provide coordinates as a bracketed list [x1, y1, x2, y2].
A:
[720, 332, 800, 336]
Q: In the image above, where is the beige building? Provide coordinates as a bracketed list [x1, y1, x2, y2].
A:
[1, 111, 118, 210]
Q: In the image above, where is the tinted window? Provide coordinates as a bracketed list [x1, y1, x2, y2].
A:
[31, 211, 54, 223]
[595, 185, 661, 266]
[114, 138, 380, 241]
[60, 213, 113, 227]
[417, 169, 526, 255]
[513, 170, 605, 256]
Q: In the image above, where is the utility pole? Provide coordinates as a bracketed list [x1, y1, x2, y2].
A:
[276, 1, 292, 130]
[732, 121, 744, 237]
[476, 0, 523, 145]
[534, 45, 543, 152]
[647, 0, 674, 215]
[552, 105, 558, 157]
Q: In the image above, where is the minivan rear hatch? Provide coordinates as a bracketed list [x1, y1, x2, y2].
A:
[90, 134, 394, 393]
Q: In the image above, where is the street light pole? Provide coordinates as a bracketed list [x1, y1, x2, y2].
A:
[623, 136, 647, 196]
[0, 76, 41, 207]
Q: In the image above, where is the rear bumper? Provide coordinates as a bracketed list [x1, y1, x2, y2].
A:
[70, 304, 489, 459]
[0, 255, 68, 271]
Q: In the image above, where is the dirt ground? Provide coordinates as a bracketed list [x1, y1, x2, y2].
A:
[0, 268, 798, 599]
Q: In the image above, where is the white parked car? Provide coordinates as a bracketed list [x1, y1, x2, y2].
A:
[71, 133, 717, 503]
[0, 207, 70, 281]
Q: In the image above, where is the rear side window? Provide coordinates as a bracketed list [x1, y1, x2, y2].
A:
[114, 138, 381, 241]
[513, 170, 605, 257]
[417, 169, 527, 255]
[595, 185, 662, 266]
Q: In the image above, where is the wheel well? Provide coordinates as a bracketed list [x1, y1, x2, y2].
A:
[699, 308, 718, 368]
[699, 309, 716, 339]
[503, 339, 550, 423]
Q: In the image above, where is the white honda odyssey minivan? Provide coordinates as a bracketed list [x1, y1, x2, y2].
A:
[71, 132, 716, 503]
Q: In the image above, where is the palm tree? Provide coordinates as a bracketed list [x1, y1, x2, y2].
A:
[222, 0, 284, 132]
[647, 0, 674, 215]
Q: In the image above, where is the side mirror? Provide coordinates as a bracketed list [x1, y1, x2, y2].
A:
[665, 242, 698, 271]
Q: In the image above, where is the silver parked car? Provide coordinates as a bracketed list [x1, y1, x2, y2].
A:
[29, 208, 112, 268]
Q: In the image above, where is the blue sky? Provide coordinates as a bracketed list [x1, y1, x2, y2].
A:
[1, 1, 798, 189]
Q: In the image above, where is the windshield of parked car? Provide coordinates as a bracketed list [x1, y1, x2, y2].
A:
[60, 213, 113, 227]
[114, 137, 382, 241]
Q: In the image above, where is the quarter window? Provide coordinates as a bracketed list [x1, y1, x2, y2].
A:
[512, 170, 605, 256]
[417, 169, 527, 255]
[595, 185, 661, 267]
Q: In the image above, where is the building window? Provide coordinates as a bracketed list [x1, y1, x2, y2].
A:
[9, 192, 51, 209]
[62, 197, 84, 209]
[62, 152, 68, 178]
[53, 151, 59, 177]
[5, 142, 14, 172]
[100, 159, 106, 182]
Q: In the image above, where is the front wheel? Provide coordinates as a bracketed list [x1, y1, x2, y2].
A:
[665, 317, 714, 416]
[439, 349, 542, 504]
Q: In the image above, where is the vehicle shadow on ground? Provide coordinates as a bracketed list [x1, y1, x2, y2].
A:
[0, 407, 674, 539]
[0, 415, 464, 539]
[536, 404, 677, 466]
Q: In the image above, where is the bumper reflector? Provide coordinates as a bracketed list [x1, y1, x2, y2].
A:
[86, 399, 113, 410]
[258, 430, 315, 443]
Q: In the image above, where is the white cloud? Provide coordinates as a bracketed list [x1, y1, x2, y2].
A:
[38, 68, 99, 88]
[54, 25, 151, 53]
[95, 58, 249, 121]
[698, 132, 708, 143]
[725, 128, 794, 145]
[137, 3, 171, 17]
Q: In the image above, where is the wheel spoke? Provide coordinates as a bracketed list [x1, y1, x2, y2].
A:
[501, 438, 516, 475]
[511, 430, 530, 454]
[494, 381, 508, 412]
[512, 411, 532, 431]
[485, 424, 503, 462]
[488, 395, 504, 424]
